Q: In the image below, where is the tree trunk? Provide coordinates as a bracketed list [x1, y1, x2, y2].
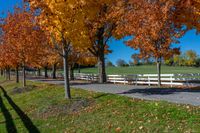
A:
[6, 68, 11, 80]
[78, 64, 81, 73]
[69, 66, 74, 80]
[8, 68, 10, 80]
[63, 49, 71, 99]
[98, 51, 106, 83]
[97, 28, 107, 83]
[37, 68, 41, 76]
[0, 69, 3, 76]
[3, 70, 6, 78]
[52, 63, 57, 79]
[44, 66, 48, 78]
[22, 63, 26, 87]
[156, 58, 161, 87]
[6, 69, 8, 80]
[16, 66, 19, 83]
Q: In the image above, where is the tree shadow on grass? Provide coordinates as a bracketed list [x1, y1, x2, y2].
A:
[0, 95, 17, 133]
[0, 86, 40, 133]
[118, 88, 200, 95]
[93, 93, 110, 99]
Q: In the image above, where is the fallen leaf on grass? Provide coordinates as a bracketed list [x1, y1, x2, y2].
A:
[139, 126, 143, 130]
[115, 127, 121, 132]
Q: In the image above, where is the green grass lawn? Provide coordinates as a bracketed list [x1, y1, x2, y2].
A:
[0, 79, 200, 132]
[74, 65, 200, 75]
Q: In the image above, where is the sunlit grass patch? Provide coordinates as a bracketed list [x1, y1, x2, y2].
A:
[0, 79, 200, 133]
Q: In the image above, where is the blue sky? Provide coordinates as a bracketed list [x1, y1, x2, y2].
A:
[1, 0, 200, 64]
[107, 30, 200, 64]
[0, 0, 23, 17]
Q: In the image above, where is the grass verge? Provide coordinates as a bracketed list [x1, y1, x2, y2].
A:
[0, 79, 200, 133]
[74, 65, 200, 75]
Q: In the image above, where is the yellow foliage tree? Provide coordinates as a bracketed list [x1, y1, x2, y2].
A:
[27, 0, 99, 99]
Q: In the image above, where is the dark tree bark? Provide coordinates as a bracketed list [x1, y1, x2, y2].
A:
[78, 64, 81, 73]
[44, 66, 48, 78]
[37, 68, 41, 76]
[22, 63, 26, 87]
[3, 70, 6, 78]
[16, 66, 19, 83]
[52, 63, 57, 79]
[98, 52, 106, 83]
[0, 69, 3, 76]
[156, 58, 161, 87]
[69, 66, 74, 80]
[63, 47, 71, 99]
[97, 28, 107, 83]
[6, 68, 11, 80]
[8, 68, 10, 80]
[6, 69, 8, 80]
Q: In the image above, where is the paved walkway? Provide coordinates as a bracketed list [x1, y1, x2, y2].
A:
[29, 77, 200, 106]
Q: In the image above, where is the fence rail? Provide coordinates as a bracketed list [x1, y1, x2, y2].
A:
[73, 73, 200, 87]
[13, 71, 200, 87]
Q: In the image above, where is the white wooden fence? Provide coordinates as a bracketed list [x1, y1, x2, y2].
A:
[16, 71, 200, 87]
[74, 73, 98, 81]
[74, 73, 200, 87]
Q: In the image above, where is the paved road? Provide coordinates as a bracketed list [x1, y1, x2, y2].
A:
[29, 78, 200, 106]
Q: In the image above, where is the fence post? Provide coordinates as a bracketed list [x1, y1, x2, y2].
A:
[123, 75, 125, 85]
[92, 74, 95, 81]
[186, 78, 189, 86]
[148, 76, 151, 86]
[170, 75, 173, 88]
[135, 75, 138, 86]
[87, 74, 89, 82]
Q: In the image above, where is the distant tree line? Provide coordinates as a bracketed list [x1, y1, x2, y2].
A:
[165, 50, 200, 67]
[106, 50, 200, 68]
[106, 53, 154, 67]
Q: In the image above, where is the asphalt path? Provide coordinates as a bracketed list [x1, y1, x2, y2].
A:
[29, 77, 200, 106]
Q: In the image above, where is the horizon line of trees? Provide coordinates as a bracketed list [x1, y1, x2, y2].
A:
[165, 50, 200, 67]
[107, 50, 200, 67]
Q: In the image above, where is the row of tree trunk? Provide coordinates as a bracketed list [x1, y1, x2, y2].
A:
[0, 68, 11, 81]
[42, 65, 75, 80]
[1, 57, 162, 100]
[1, 61, 162, 87]
[42, 63, 58, 79]
[37, 64, 57, 78]
[0, 63, 59, 87]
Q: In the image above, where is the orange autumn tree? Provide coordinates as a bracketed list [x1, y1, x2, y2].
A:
[47, 54, 62, 79]
[84, 0, 153, 83]
[174, 0, 200, 31]
[44, 49, 62, 79]
[2, 7, 48, 87]
[0, 45, 9, 78]
[27, 0, 96, 99]
[37, 43, 62, 79]
[27, 0, 119, 98]
[115, 0, 185, 86]
[0, 21, 21, 81]
[83, 0, 127, 83]
[52, 35, 97, 80]
[0, 44, 18, 80]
